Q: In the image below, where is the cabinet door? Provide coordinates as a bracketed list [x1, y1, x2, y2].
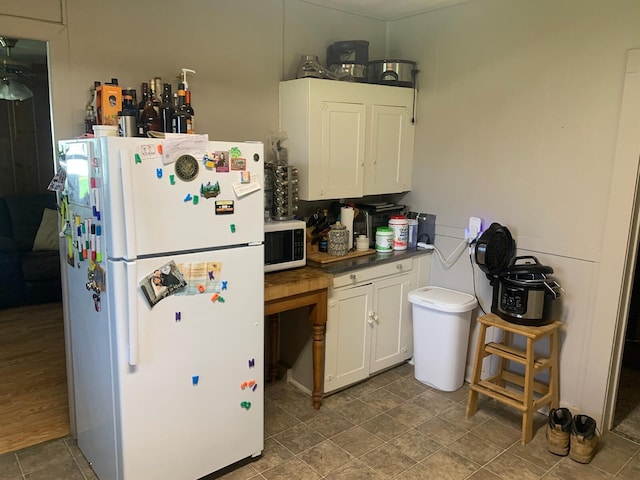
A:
[369, 272, 416, 374]
[364, 104, 414, 195]
[324, 283, 373, 393]
[317, 101, 366, 199]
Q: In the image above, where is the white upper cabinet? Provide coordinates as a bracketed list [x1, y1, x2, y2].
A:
[279, 78, 415, 200]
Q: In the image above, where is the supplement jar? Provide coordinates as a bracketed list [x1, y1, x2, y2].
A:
[375, 227, 394, 253]
[388, 216, 408, 250]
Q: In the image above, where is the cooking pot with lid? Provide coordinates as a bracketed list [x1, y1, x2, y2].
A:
[368, 60, 418, 88]
[496, 256, 562, 326]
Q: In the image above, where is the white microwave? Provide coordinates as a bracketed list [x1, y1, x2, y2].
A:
[264, 219, 307, 272]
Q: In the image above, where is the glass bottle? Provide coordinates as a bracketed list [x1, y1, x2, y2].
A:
[184, 90, 195, 134]
[160, 83, 174, 133]
[172, 84, 191, 134]
[138, 82, 149, 133]
[148, 78, 160, 115]
[140, 87, 161, 136]
[84, 105, 97, 134]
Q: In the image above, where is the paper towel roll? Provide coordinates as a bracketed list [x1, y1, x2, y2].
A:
[340, 206, 355, 250]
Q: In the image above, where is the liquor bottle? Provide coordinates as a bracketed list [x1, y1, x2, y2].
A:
[172, 83, 191, 134]
[84, 105, 97, 134]
[160, 83, 174, 133]
[140, 86, 161, 136]
[184, 90, 195, 134]
[148, 78, 160, 115]
[138, 83, 149, 124]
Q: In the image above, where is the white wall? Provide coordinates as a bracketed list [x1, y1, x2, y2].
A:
[391, 0, 640, 423]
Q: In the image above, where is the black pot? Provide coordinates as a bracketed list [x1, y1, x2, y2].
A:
[493, 256, 562, 326]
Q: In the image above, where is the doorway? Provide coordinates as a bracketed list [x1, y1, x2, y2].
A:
[0, 35, 69, 454]
[612, 254, 640, 442]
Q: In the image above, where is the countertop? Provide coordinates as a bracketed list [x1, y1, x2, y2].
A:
[308, 247, 433, 276]
[264, 267, 333, 302]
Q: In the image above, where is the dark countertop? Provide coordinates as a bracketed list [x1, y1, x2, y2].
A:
[309, 247, 433, 276]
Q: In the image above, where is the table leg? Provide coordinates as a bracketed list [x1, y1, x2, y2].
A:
[309, 290, 327, 410]
[268, 313, 279, 382]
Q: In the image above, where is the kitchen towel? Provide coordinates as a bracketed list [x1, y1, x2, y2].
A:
[340, 206, 355, 250]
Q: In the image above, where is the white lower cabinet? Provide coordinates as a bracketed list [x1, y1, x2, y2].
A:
[324, 261, 416, 393]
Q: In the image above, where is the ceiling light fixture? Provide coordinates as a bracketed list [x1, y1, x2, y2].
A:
[0, 77, 33, 101]
[0, 36, 33, 101]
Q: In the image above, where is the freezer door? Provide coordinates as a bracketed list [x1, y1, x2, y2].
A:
[101, 137, 264, 259]
[109, 245, 264, 480]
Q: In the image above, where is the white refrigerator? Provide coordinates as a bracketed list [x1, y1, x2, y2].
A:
[58, 136, 264, 480]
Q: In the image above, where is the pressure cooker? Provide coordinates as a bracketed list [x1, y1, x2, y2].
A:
[496, 256, 562, 326]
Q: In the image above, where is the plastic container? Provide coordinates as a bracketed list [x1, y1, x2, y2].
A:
[92, 125, 118, 137]
[388, 216, 408, 250]
[356, 235, 369, 252]
[407, 219, 418, 249]
[375, 227, 393, 253]
[408, 286, 478, 391]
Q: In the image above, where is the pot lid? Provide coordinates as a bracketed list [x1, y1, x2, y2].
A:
[502, 256, 553, 277]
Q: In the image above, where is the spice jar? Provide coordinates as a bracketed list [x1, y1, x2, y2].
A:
[327, 222, 349, 256]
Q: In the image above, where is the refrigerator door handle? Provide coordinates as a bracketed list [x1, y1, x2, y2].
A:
[125, 260, 139, 366]
[119, 150, 138, 259]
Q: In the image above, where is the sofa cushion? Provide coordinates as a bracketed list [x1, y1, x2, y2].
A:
[33, 208, 59, 251]
[4, 193, 57, 251]
[22, 250, 61, 283]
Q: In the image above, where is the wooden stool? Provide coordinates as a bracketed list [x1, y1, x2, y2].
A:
[466, 313, 561, 445]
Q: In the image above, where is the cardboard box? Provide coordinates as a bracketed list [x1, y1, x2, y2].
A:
[96, 84, 122, 126]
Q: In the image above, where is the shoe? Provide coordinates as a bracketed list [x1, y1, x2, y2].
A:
[570, 414, 599, 463]
[546, 407, 572, 456]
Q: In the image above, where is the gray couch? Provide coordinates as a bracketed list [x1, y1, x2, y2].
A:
[0, 193, 62, 309]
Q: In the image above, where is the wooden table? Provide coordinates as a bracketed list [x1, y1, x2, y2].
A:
[264, 267, 333, 409]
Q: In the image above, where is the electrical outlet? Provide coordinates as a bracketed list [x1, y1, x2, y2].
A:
[467, 217, 482, 242]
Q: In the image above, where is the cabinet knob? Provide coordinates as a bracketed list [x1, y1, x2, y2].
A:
[329, 300, 337, 308]
[350, 273, 357, 281]
[367, 317, 374, 325]
[396, 264, 403, 270]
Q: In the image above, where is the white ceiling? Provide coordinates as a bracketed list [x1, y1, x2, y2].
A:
[302, 0, 471, 20]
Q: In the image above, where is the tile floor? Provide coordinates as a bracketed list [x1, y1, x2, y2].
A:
[2, 362, 640, 480]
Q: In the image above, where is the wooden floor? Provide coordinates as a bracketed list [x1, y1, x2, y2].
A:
[0, 302, 69, 454]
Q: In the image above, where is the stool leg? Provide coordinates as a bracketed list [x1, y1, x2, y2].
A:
[496, 330, 511, 388]
[522, 336, 535, 445]
[549, 329, 560, 409]
[466, 321, 488, 418]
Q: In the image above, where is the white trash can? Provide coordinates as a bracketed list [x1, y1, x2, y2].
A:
[408, 286, 478, 391]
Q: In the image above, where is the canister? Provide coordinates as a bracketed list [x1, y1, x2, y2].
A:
[375, 227, 394, 253]
[328, 222, 349, 256]
[407, 219, 418, 249]
[388, 216, 408, 250]
[356, 235, 369, 252]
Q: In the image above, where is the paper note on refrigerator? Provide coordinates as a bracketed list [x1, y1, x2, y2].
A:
[162, 133, 209, 165]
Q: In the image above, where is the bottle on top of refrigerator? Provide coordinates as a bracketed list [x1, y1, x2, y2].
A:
[172, 84, 192, 134]
[160, 83, 174, 133]
[185, 90, 195, 134]
[140, 86, 161, 136]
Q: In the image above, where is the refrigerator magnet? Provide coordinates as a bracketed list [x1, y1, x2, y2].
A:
[213, 151, 229, 172]
[230, 157, 246, 171]
[174, 154, 200, 181]
[200, 181, 221, 198]
[215, 200, 234, 215]
[203, 154, 215, 170]
[240, 171, 251, 184]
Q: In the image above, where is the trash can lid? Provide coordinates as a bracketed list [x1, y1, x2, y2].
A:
[408, 286, 478, 313]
